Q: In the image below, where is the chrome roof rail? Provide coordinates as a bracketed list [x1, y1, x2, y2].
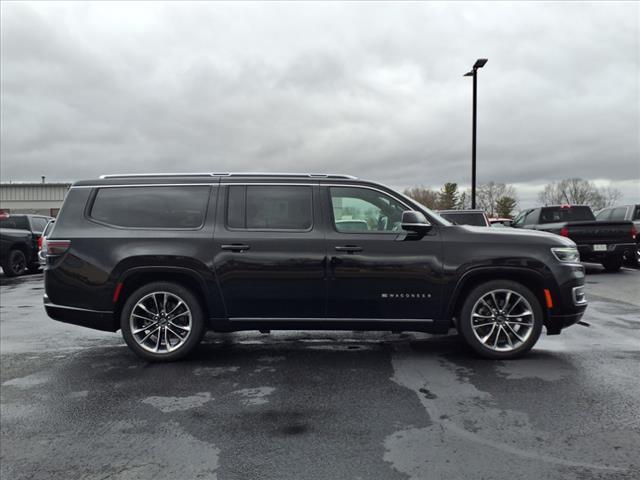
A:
[99, 173, 225, 179]
[99, 172, 357, 180]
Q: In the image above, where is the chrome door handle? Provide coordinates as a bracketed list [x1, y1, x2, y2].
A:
[334, 245, 363, 253]
[221, 244, 251, 252]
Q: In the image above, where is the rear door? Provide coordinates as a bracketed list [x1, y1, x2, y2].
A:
[322, 185, 443, 320]
[212, 182, 326, 319]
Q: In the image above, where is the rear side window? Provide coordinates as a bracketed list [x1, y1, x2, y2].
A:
[539, 206, 595, 223]
[0, 216, 29, 230]
[90, 186, 210, 229]
[227, 185, 312, 230]
[634, 206, 640, 221]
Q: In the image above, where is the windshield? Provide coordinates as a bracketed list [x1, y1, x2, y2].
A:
[539, 206, 595, 224]
[0, 216, 29, 230]
[396, 191, 453, 226]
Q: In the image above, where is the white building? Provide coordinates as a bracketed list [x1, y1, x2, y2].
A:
[0, 182, 72, 217]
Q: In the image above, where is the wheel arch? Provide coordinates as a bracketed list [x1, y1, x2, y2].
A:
[447, 267, 549, 326]
[113, 266, 220, 329]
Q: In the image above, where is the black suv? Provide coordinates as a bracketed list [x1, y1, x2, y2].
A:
[44, 173, 587, 361]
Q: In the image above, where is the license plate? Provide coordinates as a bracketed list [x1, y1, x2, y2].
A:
[594, 244, 607, 251]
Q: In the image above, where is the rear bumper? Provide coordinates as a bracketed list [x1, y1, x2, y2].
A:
[577, 242, 635, 261]
[43, 295, 118, 332]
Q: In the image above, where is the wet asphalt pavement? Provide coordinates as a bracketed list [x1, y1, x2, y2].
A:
[1, 266, 639, 479]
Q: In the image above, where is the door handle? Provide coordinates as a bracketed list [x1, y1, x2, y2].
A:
[221, 244, 251, 252]
[334, 245, 363, 253]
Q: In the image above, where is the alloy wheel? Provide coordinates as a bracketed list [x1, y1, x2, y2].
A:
[470, 289, 535, 352]
[129, 291, 192, 354]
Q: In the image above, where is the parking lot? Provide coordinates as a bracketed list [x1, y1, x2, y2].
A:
[1, 265, 639, 480]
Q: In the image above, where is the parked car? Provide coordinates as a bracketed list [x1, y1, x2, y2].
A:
[512, 205, 636, 272]
[437, 209, 490, 227]
[38, 219, 56, 267]
[44, 173, 587, 361]
[0, 213, 52, 276]
[595, 204, 640, 266]
[489, 217, 513, 228]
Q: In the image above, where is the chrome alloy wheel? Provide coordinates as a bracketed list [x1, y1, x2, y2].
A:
[129, 291, 192, 354]
[470, 289, 535, 352]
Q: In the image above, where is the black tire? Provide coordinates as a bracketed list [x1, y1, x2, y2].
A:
[458, 280, 544, 360]
[601, 255, 623, 272]
[27, 263, 41, 273]
[121, 281, 206, 362]
[1, 249, 27, 277]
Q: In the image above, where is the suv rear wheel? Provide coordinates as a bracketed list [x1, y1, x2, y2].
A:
[121, 281, 206, 361]
[458, 280, 543, 359]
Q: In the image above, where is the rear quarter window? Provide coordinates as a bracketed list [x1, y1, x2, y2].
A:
[89, 186, 211, 229]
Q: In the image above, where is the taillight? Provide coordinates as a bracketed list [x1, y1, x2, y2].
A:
[37, 237, 43, 250]
[47, 240, 71, 256]
[632, 225, 638, 240]
[560, 227, 569, 237]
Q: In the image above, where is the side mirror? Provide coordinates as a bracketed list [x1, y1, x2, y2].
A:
[401, 210, 431, 234]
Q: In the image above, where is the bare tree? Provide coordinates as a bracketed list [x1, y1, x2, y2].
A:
[538, 178, 622, 209]
[403, 186, 439, 209]
[476, 182, 517, 217]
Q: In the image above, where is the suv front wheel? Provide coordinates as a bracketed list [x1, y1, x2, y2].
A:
[121, 282, 206, 361]
[458, 280, 543, 359]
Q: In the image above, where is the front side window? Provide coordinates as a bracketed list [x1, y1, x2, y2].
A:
[90, 186, 210, 229]
[227, 185, 313, 230]
[330, 187, 405, 233]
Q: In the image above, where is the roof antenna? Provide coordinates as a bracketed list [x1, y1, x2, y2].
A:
[42, 176, 46, 184]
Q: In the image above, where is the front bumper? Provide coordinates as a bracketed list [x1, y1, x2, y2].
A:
[44, 295, 118, 332]
[548, 310, 586, 332]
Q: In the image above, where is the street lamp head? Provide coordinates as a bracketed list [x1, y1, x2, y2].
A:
[473, 58, 488, 69]
[463, 71, 474, 77]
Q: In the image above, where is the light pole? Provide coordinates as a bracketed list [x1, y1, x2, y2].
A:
[464, 58, 488, 209]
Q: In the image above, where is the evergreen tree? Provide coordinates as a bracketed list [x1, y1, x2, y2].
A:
[438, 182, 459, 210]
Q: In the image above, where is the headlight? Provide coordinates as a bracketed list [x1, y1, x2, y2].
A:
[551, 247, 580, 263]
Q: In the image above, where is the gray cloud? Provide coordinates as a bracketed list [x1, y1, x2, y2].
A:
[1, 1, 638, 206]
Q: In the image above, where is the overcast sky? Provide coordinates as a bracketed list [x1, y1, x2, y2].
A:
[1, 1, 638, 207]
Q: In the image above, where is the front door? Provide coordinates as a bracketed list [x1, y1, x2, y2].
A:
[212, 183, 326, 319]
[323, 185, 443, 320]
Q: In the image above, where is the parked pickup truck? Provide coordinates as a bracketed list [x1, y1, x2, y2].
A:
[0, 213, 52, 277]
[512, 205, 637, 272]
[595, 204, 640, 266]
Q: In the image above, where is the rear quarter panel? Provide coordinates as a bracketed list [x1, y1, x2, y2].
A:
[45, 187, 223, 316]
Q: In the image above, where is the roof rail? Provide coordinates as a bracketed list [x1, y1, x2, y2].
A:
[99, 173, 224, 179]
[99, 172, 357, 180]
